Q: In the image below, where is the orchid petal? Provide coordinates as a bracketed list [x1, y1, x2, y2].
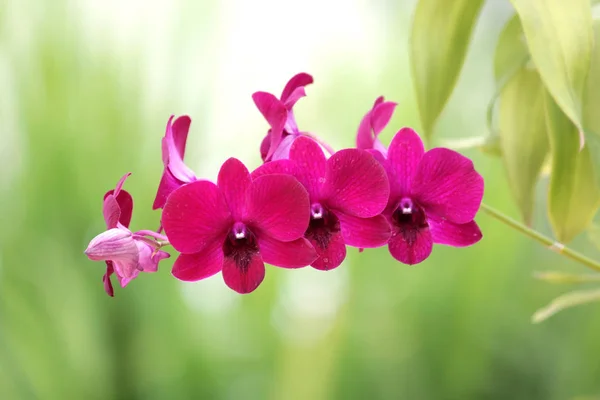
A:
[161, 125, 170, 165]
[85, 228, 137, 263]
[103, 262, 115, 297]
[218, 158, 252, 220]
[288, 136, 327, 199]
[258, 236, 317, 268]
[252, 91, 287, 160]
[280, 72, 313, 106]
[251, 159, 296, 180]
[356, 97, 396, 150]
[162, 181, 232, 254]
[222, 252, 265, 294]
[323, 149, 390, 218]
[152, 168, 184, 210]
[244, 174, 310, 242]
[429, 218, 482, 247]
[115, 267, 140, 288]
[172, 240, 224, 281]
[411, 148, 484, 224]
[386, 128, 425, 199]
[104, 173, 133, 227]
[113, 172, 131, 197]
[171, 115, 191, 161]
[366, 149, 387, 164]
[271, 134, 296, 161]
[388, 226, 433, 265]
[338, 213, 391, 248]
[370, 100, 397, 136]
[102, 195, 121, 229]
[135, 240, 170, 273]
[165, 116, 196, 183]
[309, 230, 347, 271]
[260, 133, 270, 162]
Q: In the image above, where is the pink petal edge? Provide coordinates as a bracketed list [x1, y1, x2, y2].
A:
[323, 149, 390, 218]
[172, 240, 225, 281]
[222, 252, 265, 294]
[244, 174, 310, 242]
[411, 148, 484, 224]
[162, 180, 232, 254]
[259, 236, 317, 269]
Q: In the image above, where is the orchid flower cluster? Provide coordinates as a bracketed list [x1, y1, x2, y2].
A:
[85, 73, 484, 296]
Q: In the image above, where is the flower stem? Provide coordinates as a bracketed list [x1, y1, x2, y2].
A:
[134, 229, 169, 242]
[156, 240, 171, 249]
[480, 203, 600, 273]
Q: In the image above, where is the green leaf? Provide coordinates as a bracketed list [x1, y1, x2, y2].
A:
[486, 14, 529, 139]
[510, 0, 593, 147]
[532, 288, 600, 323]
[498, 68, 548, 225]
[493, 15, 529, 83]
[410, 0, 484, 141]
[534, 271, 600, 284]
[546, 92, 600, 243]
[438, 135, 502, 157]
[582, 22, 600, 185]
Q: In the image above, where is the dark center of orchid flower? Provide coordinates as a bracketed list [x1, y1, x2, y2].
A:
[305, 202, 340, 250]
[223, 222, 259, 271]
[391, 197, 428, 245]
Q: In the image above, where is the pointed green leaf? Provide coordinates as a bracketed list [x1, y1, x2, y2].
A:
[438, 135, 502, 157]
[582, 22, 600, 185]
[410, 0, 484, 140]
[532, 288, 600, 323]
[510, 0, 593, 147]
[493, 15, 529, 83]
[499, 68, 548, 225]
[546, 92, 600, 243]
[487, 14, 529, 138]
[534, 271, 600, 284]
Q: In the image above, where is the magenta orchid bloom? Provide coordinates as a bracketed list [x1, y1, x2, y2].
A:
[253, 73, 333, 162]
[253, 136, 391, 270]
[356, 96, 397, 161]
[153, 115, 197, 210]
[161, 158, 318, 294]
[85, 173, 170, 296]
[382, 128, 484, 264]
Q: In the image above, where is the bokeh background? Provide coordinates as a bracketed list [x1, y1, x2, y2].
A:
[1, 0, 600, 399]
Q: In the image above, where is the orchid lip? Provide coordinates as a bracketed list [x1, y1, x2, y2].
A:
[223, 222, 259, 273]
[306, 204, 340, 251]
[391, 199, 429, 244]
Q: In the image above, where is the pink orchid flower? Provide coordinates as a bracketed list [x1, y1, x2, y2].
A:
[153, 115, 197, 210]
[85, 173, 170, 296]
[253, 73, 335, 162]
[161, 158, 318, 294]
[253, 136, 391, 270]
[356, 96, 397, 161]
[382, 128, 484, 264]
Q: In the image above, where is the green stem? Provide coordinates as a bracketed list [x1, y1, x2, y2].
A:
[156, 240, 171, 249]
[480, 203, 600, 273]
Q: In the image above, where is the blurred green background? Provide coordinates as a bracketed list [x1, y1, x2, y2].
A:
[1, 0, 600, 399]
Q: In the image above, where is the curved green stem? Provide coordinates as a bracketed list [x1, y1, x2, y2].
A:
[156, 240, 171, 249]
[480, 203, 600, 273]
